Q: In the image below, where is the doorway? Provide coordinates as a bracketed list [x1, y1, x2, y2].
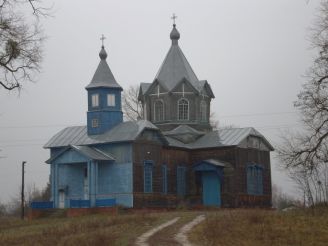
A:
[59, 190, 65, 208]
[202, 171, 221, 206]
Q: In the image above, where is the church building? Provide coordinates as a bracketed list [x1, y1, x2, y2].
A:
[44, 22, 273, 209]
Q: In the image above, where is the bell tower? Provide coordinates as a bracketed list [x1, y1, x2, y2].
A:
[86, 36, 123, 135]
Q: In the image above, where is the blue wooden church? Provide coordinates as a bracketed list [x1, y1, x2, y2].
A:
[44, 23, 274, 209]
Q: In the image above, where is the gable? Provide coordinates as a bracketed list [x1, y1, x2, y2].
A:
[238, 135, 272, 151]
[171, 79, 198, 95]
[51, 148, 89, 164]
[136, 129, 167, 145]
[145, 80, 168, 96]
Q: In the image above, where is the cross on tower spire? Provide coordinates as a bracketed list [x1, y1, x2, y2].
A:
[100, 34, 106, 47]
[171, 13, 177, 25]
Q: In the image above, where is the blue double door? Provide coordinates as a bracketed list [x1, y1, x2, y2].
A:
[202, 171, 221, 206]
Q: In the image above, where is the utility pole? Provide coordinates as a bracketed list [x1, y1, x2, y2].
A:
[21, 161, 26, 220]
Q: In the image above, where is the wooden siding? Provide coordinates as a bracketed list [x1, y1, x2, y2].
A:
[132, 139, 272, 208]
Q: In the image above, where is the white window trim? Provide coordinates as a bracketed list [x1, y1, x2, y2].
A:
[91, 94, 99, 107]
[154, 99, 164, 122]
[177, 98, 189, 121]
[107, 93, 115, 107]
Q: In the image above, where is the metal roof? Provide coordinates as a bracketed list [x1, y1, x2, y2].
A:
[72, 145, 115, 161]
[45, 145, 115, 164]
[85, 46, 122, 90]
[138, 82, 152, 99]
[44, 120, 159, 148]
[164, 127, 274, 150]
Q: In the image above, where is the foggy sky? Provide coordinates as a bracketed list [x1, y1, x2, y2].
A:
[0, 0, 320, 203]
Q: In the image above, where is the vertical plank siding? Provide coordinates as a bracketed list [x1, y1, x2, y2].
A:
[132, 140, 272, 208]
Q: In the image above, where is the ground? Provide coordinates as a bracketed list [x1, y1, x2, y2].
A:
[0, 208, 327, 245]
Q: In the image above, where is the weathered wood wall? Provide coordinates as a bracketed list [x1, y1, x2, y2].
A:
[132, 138, 272, 208]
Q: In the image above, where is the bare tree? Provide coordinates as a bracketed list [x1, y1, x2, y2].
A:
[278, 0, 328, 206]
[122, 85, 143, 121]
[0, 0, 49, 91]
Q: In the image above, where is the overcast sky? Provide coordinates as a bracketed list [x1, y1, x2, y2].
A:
[0, 0, 321, 203]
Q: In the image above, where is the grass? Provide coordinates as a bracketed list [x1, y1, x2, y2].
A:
[189, 208, 328, 246]
[0, 211, 176, 246]
[1, 208, 328, 245]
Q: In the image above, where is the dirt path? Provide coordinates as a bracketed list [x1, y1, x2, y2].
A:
[174, 214, 205, 246]
[139, 212, 205, 246]
[135, 217, 180, 246]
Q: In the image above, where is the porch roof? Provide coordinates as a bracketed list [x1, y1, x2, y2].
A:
[45, 145, 115, 164]
[193, 159, 228, 172]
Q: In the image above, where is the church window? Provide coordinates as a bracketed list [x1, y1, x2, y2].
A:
[91, 94, 99, 107]
[154, 100, 164, 122]
[144, 161, 153, 193]
[162, 165, 168, 194]
[177, 166, 186, 197]
[200, 100, 207, 122]
[247, 164, 263, 195]
[178, 98, 189, 120]
[91, 119, 99, 128]
[107, 94, 115, 106]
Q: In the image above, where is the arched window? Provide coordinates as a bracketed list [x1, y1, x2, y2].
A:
[154, 100, 164, 122]
[247, 164, 263, 195]
[178, 98, 189, 120]
[200, 100, 207, 122]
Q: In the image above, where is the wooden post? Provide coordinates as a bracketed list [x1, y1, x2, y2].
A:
[21, 161, 26, 220]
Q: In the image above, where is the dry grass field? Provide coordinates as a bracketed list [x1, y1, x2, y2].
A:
[0, 208, 327, 245]
[189, 208, 328, 246]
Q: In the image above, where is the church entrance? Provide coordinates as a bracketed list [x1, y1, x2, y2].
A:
[193, 159, 225, 207]
[202, 171, 220, 206]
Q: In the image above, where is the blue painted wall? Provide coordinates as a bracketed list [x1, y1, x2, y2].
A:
[98, 162, 133, 207]
[49, 142, 134, 208]
[87, 88, 123, 135]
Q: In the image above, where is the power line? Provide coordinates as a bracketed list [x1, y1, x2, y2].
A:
[218, 111, 298, 119]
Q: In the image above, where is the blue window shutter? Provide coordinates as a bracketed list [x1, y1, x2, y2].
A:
[162, 165, 167, 194]
[144, 161, 153, 193]
[257, 167, 263, 195]
[247, 164, 263, 195]
[177, 166, 186, 197]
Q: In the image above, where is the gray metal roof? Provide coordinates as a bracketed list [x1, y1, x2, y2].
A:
[45, 145, 115, 164]
[163, 125, 204, 136]
[44, 120, 159, 148]
[202, 159, 227, 167]
[165, 127, 274, 150]
[155, 43, 199, 91]
[139, 83, 151, 98]
[85, 46, 122, 90]
[71, 145, 115, 161]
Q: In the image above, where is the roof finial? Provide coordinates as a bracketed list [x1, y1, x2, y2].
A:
[170, 14, 180, 44]
[99, 34, 107, 60]
[100, 34, 106, 48]
[171, 13, 177, 26]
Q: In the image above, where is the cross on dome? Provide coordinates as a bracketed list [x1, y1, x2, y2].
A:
[171, 13, 177, 25]
[100, 34, 106, 47]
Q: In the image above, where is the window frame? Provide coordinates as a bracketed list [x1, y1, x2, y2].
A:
[91, 94, 99, 108]
[162, 164, 168, 194]
[144, 161, 153, 193]
[154, 100, 164, 122]
[246, 164, 263, 195]
[200, 100, 207, 122]
[177, 98, 189, 121]
[107, 93, 116, 107]
[91, 118, 99, 128]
